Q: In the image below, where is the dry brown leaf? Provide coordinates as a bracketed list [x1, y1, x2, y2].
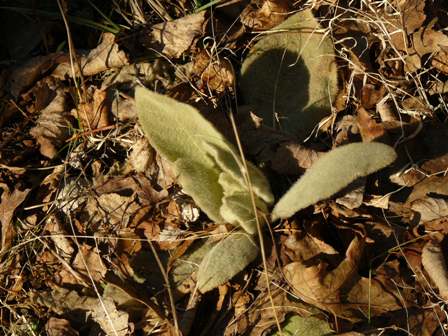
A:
[432, 46, 448, 74]
[141, 12, 206, 58]
[335, 180, 365, 210]
[30, 88, 71, 159]
[35, 286, 129, 335]
[128, 138, 154, 173]
[91, 298, 129, 336]
[422, 239, 448, 300]
[75, 87, 111, 129]
[271, 141, 323, 175]
[0, 185, 30, 253]
[44, 215, 74, 262]
[406, 175, 448, 203]
[86, 192, 141, 228]
[53, 33, 129, 78]
[395, 0, 426, 34]
[356, 107, 386, 142]
[8, 53, 64, 98]
[360, 84, 386, 109]
[413, 22, 448, 57]
[347, 277, 404, 315]
[111, 94, 137, 122]
[45, 317, 79, 336]
[284, 236, 364, 314]
[411, 197, 448, 222]
[72, 244, 107, 282]
[198, 59, 235, 93]
[240, 0, 290, 30]
[282, 230, 338, 262]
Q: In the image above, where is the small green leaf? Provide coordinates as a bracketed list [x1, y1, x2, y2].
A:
[197, 232, 258, 292]
[271, 315, 334, 336]
[240, 9, 338, 139]
[272, 142, 397, 220]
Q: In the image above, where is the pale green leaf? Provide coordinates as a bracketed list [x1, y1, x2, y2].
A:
[271, 315, 334, 336]
[218, 172, 247, 196]
[220, 192, 268, 234]
[272, 143, 397, 220]
[197, 232, 258, 292]
[204, 141, 274, 204]
[170, 239, 214, 287]
[136, 87, 273, 230]
[135, 87, 225, 165]
[175, 159, 224, 222]
[240, 9, 338, 139]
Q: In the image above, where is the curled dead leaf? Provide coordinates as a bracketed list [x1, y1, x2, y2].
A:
[284, 236, 363, 311]
[53, 33, 128, 78]
[141, 12, 206, 58]
[30, 89, 72, 159]
[240, 0, 290, 30]
[0, 185, 31, 254]
[422, 239, 448, 300]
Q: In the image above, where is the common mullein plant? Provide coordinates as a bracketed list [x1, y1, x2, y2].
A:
[135, 10, 397, 293]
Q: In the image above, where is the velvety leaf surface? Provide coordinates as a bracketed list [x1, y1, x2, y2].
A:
[197, 232, 259, 293]
[240, 9, 338, 139]
[272, 142, 397, 220]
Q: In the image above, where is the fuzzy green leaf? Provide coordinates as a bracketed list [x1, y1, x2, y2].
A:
[272, 142, 397, 220]
[240, 9, 338, 139]
[136, 87, 273, 230]
[204, 141, 274, 204]
[175, 159, 224, 222]
[220, 192, 268, 234]
[136, 87, 225, 165]
[197, 232, 258, 293]
[271, 315, 334, 336]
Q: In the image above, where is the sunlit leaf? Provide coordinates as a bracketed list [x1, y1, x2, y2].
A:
[136, 87, 273, 230]
[220, 192, 268, 234]
[204, 141, 274, 204]
[272, 142, 396, 220]
[197, 232, 258, 292]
